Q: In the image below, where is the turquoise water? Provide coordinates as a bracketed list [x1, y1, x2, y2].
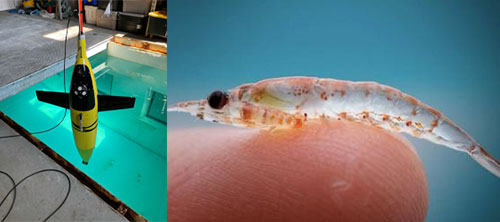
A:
[168, 0, 500, 221]
[0, 50, 166, 221]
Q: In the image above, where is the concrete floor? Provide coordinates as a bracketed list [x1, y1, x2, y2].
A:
[0, 11, 124, 101]
[0, 120, 127, 221]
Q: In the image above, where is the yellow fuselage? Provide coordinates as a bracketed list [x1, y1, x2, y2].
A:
[70, 35, 98, 164]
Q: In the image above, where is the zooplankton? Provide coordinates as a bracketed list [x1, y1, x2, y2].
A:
[168, 76, 500, 177]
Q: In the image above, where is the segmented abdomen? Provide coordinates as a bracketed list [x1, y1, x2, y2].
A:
[241, 77, 476, 152]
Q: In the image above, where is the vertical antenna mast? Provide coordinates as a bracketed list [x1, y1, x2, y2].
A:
[78, 0, 83, 35]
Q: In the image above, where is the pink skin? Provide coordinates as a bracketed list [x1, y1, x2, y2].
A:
[168, 120, 428, 222]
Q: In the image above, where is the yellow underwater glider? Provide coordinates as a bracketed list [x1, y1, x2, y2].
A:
[36, 0, 135, 164]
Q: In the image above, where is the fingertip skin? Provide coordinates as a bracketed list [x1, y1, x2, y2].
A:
[168, 121, 428, 222]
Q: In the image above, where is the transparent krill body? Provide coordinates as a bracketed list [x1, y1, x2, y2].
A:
[168, 76, 500, 177]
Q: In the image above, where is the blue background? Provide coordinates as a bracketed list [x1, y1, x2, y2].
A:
[167, 0, 500, 220]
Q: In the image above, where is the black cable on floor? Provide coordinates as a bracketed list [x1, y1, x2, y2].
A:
[0, 15, 73, 222]
[0, 169, 71, 222]
[0, 171, 15, 221]
[0, 16, 71, 139]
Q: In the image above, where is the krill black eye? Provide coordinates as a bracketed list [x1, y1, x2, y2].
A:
[207, 90, 228, 109]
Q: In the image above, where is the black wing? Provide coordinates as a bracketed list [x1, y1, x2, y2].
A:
[36, 91, 69, 109]
[97, 95, 136, 112]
